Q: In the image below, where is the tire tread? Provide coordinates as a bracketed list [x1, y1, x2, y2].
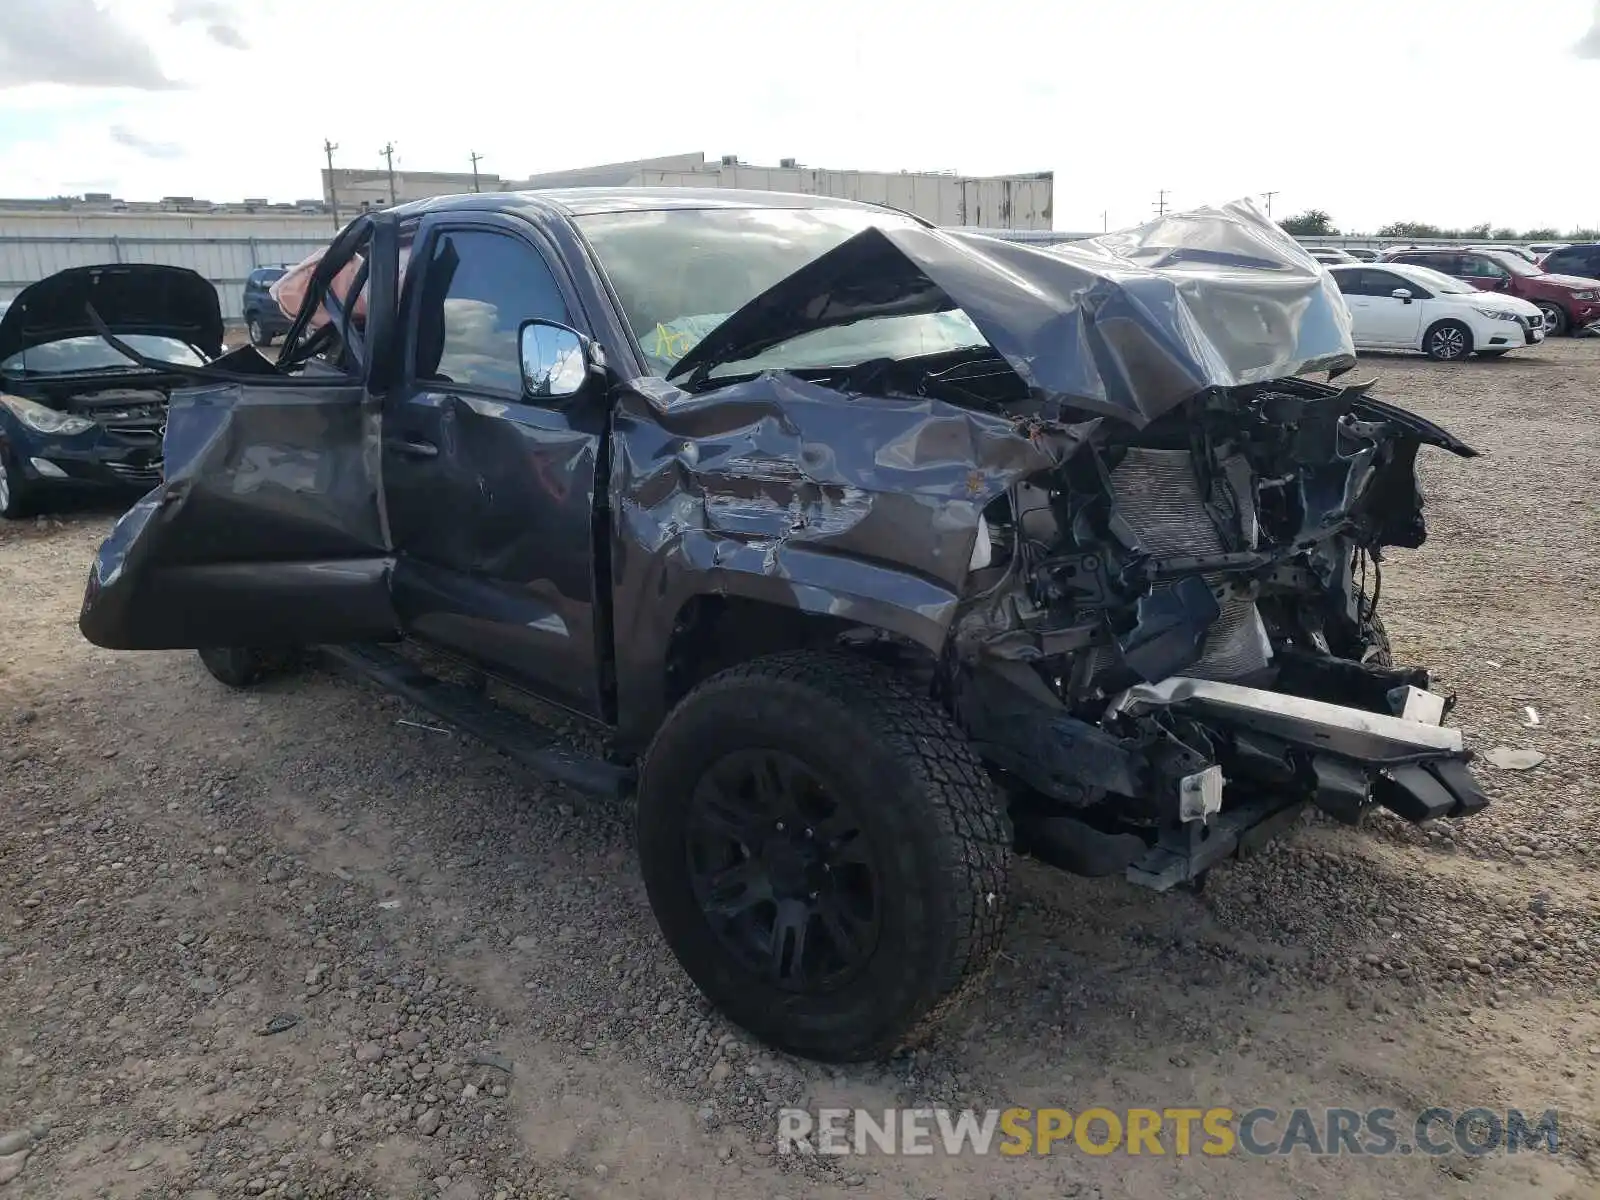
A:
[639, 649, 1012, 1059]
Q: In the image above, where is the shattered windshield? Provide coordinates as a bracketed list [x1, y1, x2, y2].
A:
[0, 334, 206, 376]
[577, 207, 987, 377]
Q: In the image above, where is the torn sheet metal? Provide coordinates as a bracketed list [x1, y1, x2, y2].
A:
[78, 377, 398, 650]
[669, 198, 1354, 427]
[606, 369, 1096, 733]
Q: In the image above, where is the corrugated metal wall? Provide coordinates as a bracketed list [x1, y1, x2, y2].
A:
[0, 235, 329, 320]
[0, 211, 336, 321]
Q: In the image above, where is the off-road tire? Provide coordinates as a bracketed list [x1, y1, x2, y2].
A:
[1358, 596, 1393, 668]
[1424, 320, 1472, 361]
[636, 650, 1012, 1062]
[196, 646, 298, 688]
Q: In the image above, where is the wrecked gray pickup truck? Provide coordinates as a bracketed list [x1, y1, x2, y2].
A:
[78, 189, 1487, 1061]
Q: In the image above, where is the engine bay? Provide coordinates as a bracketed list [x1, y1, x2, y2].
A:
[933, 370, 1489, 886]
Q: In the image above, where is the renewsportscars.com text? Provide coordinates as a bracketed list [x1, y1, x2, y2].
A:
[777, 1106, 1560, 1158]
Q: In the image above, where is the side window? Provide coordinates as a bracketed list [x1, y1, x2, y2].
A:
[1458, 255, 1505, 280]
[1546, 248, 1598, 277]
[1339, 270, 1377, 297]
[1393, 254, 1443, 274]
[413, 229, 571, 396]
[1540, 250, 1575, 274]
[1366, 270, 1410, 297]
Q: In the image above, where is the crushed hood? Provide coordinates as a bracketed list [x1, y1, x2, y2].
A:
[667, 198, 1356, 428]
[0, 264, 223, 363]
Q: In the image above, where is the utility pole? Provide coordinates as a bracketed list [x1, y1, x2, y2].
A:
[469, 151, 483, 193]
[379, 142, 397, 206]
[323, 138, 340, 230]
[1154, 190, 1170, 218]
[1262, 190, 1278, 219]
[1100, 210, 1108, 232]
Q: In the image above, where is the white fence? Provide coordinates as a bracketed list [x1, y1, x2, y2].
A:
[0, 233, 330, 322]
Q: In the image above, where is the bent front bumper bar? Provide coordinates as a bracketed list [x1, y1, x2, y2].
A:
[1114, 676, 1489, 890]
[1114, 676, 1463, 758]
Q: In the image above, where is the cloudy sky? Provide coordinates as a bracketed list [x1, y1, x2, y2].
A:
[2, 0, 1598, 233]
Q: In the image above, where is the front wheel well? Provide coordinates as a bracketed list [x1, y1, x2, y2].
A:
[662, 595, 939, 708]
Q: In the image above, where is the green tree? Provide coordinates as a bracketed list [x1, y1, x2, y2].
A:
[1567, 228, 1599, 240]
[1524, 227, 1560, 240]
[1280, 209, 1337, 236]
[1378, 221, 1442, 238]
[1492, 227, 1520, 240]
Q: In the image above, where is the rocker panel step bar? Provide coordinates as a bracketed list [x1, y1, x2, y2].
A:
[322, 643, 634, 799]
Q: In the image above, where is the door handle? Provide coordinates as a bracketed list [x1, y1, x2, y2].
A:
[389, 437, 438, 459]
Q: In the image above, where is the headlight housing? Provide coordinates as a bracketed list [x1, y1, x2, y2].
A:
[1472, 308, 1520, 322]
[0, 393, 95, 436]
[1571, 290, 1598, 301]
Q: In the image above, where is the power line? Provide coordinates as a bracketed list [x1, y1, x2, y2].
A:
[469, 151, 483, 194]
[379, 142, 397, 206]
[323, 139, 340, 231]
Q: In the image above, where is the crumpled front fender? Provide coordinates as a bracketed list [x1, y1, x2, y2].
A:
[607, 371, 1090, 746]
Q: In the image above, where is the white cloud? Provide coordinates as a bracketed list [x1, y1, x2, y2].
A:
[1, 0, 1599, 231]
[0, 0, 177, 89]
[169, 0, 249, 50]
[110, 124, 184, 159]
[1576, 1, 1600, 56]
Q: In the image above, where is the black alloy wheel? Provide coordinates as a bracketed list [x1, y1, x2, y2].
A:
[1425, 321, 1471, 361]
[684, 747, 879, 992]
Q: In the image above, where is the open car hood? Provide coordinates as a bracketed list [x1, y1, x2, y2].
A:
[0, 264, 223, 363]
[667, 198, 1356, 428]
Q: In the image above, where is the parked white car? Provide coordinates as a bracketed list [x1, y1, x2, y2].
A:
[1327, 262, 1545, 360]
[1304, 246, 1358, 265]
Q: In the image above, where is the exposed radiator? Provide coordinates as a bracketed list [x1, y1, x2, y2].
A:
[1108, 447, 1272, 681]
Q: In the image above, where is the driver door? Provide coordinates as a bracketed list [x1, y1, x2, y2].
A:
[79, 215, 404, 651]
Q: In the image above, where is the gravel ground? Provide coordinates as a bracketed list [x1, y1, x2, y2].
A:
[2, 339, 1598, 1199]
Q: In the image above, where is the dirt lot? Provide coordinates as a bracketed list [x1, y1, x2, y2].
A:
[2, 340, 1598, 1200]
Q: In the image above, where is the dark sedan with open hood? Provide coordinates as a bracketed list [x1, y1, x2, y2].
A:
[75, 191, 1488, 1061]
[0, 264, 222, 517]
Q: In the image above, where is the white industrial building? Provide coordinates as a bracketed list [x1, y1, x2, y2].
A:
[323, 152, 1055, 231]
